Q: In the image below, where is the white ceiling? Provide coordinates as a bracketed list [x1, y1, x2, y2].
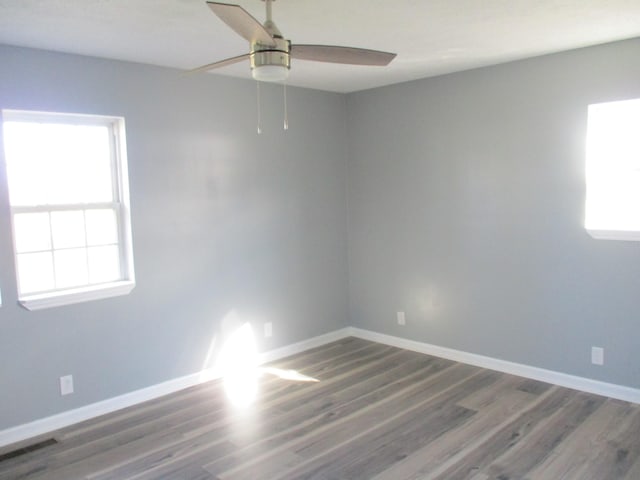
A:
[1, 0, 640, 93]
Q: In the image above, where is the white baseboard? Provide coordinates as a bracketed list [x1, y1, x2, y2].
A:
[2, 325, 638, 449]
[0, 370, 208, 450]
[349, 327, 640, 404]
[0, 327, 353, 449]
[257, 327, 354, 365]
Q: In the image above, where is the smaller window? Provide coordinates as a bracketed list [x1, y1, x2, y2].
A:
[585, 98, 640, 241]
[2, 110, 135, 310]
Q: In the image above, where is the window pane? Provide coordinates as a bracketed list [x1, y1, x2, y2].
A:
[54, 248, 89, 289]
[3, 121, 114, 206]
[586, 172, 640, 232]
[51, 210, 86, 249]
[81, 125, 114, 203]
[17, 252, 55, 294]
[47, 124, 113, 204]
[88, 245, 121, 284]
[86, 209, 118, 246]
[3, 122, 50, 206]
[13, 212, 52, 253]
[586, 98, 640, 236]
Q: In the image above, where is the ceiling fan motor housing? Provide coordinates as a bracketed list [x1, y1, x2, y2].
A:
[251, 36, 291, 71]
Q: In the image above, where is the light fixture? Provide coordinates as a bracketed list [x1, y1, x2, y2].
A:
[250, 32, 291, 83]
[249, 4, 292, 131]
[252, 64, 289, 82]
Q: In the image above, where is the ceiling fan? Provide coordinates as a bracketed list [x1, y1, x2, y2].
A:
[189, 0, 397, 82]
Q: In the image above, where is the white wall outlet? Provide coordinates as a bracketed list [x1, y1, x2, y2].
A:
[591, 346, 604, 366]
[60, 375, 74, 395]
[397, 311, 406, 326]
[264, 322, 273, 338]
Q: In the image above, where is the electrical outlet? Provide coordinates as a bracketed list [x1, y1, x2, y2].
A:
[397, 311, 406, 326]
[264, 322, 273, 338]
[591, 346, 604, 366]
[60, 375, 74, 395]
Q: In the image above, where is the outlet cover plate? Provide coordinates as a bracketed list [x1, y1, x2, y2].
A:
[60, 375, 74, 395]
[591, 346, 604, 366]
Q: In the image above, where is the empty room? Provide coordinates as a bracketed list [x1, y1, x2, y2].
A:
[1, 1, 640, 479]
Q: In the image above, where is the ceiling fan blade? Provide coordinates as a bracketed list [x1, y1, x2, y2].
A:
[290, 45, 396, 66]
[207, 1, 275, 47]
[185, 53, 251, 74]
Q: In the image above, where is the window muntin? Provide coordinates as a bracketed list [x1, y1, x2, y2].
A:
[585, 98, 640, 240]
[2, 110, 135, 309]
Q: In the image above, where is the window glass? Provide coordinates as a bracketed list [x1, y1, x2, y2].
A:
[585, 98, 640, 240]
[51, 210, 86, 249]
[86, 209, 118, 245]
[17, 252, 55, 294]
[13, 212, 52, 253]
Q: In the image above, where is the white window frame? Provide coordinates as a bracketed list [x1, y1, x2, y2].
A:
[2, 110, 135, 310]
[585, 98, 640, 241]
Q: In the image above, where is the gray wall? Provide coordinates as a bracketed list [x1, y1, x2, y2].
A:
[0, 46, 350, 430]
[347, 38, 640, 389]
[2, 37, 640, 433]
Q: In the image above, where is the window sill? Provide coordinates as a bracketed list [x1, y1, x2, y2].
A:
[586, 229, 640, 241]
[19, 281, 135, 311]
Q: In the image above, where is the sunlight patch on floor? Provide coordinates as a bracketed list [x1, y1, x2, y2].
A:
[260, 367, 319, 382]
[219, 320, 259, 408]
[214, 312, 321, 407]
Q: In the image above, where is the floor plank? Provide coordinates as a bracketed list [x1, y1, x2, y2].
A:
[0, 337, 638, 480]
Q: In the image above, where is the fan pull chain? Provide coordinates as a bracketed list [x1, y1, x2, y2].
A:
[283, 82, 289, 131]
[256, 80, 262, 134]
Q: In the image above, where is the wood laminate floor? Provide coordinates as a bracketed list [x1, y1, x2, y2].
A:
[1, 337, 639, 480]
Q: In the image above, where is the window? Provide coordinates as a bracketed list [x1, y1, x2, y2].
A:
[2, 110, 135, 310]
[585, 98, 640, 241]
